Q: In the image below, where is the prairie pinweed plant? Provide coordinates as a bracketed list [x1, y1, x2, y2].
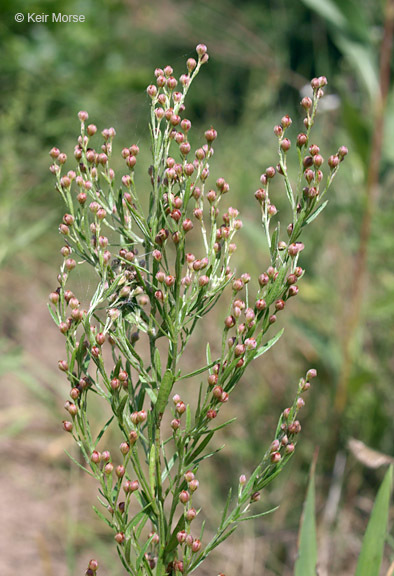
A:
[49, 44, 347, 576]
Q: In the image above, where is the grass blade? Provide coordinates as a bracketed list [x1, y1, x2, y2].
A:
[355, 465, 393, 576]
[295, 460, 317, 576]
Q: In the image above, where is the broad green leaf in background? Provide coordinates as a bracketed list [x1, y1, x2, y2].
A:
[355, 465, 393, 576]
[294, 463, 317, 576]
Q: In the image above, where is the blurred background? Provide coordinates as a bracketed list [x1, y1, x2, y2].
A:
[0, 0, 393, 574]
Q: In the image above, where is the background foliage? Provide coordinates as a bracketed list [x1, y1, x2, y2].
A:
[0, 0, 393, 574]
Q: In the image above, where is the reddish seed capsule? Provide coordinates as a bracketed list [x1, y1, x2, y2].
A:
[207, 409, 217, 419]
[275, 299, 285, 311]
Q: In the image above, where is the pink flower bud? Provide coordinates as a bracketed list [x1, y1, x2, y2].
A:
[78, 110, 89, 122]
[285, 443, 295, 454]
[114, 532, 125, 544]
[177, 530, 187, 543]
[186, 507, 197, 522]
[192, 539, 201, 553]
[147, 84, 157, 98]
[297, 133, 308, 148]
[116, 465, 125, 478]
[58, 360, 69, 372]
[179, 490, 190, 504]
[204, 127, 217, 142]
[91, 450, 101, 464]
[63, 420, 73, 432]
[188, 479, 199, 492]
[88, 559, 99, 572]
[196, 43, 207, 56]
[271, 451, 282, 464]
[120, 442, 130, 455]
[171, 418, 180, 430]
[265, 166, 276, 179]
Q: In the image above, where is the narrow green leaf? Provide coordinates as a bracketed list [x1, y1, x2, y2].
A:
[185, 431, 214, 466]
[125, 506, 152, 536]
[155, 369, 174, 418]
[193, 445, 224, 465]
[270, 223, 280, 262]
[64, 449, 95, 477]
[149, 444, 156, 494]
[219, 488, 233, 529]
[255, 328, 284, 359]
[153, 348, 162, 379]
[47, 303, 59, 326]
[166, 515, 185, 554]
[178, 359, 218, 381]
[295, 464, 317, 576]
[93, 506, 114, 529]
[145, 387, 158, 405]
[355, 465, 393, 576]
[206, 342, 212, 365]
[238, 506, 279, 522]
[304, 200, 329, 226]
[161, 453, 177, 483]
[185, 404, 192, 433]
[201, 417, 237, 434]
[94, 415, 114, 448]
[136, 534, 155, 569]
